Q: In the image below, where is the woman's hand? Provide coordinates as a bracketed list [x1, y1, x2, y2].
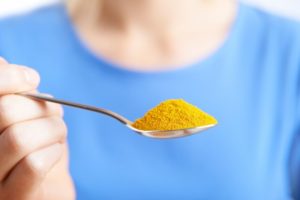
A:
[0, 57, 75, 200]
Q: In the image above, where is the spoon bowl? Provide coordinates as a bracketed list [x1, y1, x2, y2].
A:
[19, 93, 216, 139]
[128, 124, 216, 139]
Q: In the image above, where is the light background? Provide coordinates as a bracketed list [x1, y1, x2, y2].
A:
[0, 0, 300, 20]
[0, 0, 59, 17]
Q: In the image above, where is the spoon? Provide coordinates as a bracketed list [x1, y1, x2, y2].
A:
[18, 93, 216, 139]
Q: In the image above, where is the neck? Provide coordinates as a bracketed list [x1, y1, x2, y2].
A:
[67, 0, 236, 70]
[68, 0, 228, 33]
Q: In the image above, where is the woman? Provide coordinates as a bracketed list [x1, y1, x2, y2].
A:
[0, 0, 299, 199]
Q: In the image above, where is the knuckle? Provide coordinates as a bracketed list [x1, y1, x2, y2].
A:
[22, 156, 47, 179]
[49, 116, 67, 138]
[47, 103, 64, 117]
[3, 123, 27, 154]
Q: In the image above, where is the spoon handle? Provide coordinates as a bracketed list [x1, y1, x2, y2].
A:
[18, 93, 131, 125]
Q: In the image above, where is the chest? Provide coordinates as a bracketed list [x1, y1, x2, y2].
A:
[35, 61, 293, 199]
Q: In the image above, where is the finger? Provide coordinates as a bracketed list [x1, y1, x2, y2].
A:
[2, 143, 63, 200]
[0, 57, 8, 65]
[40, 144, 75, 200]
[0, 116, 67, 182]
[0, 94, 63, 132]
[0, 65, 40, 95]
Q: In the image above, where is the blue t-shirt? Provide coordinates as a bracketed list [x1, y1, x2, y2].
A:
[0, 3, 299, 200]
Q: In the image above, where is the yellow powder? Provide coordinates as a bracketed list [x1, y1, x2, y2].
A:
[132, 99, 217, 131]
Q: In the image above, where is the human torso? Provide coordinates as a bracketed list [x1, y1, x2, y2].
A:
[0, 3, 299, 199]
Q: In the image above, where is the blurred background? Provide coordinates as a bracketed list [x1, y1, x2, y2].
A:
[0, 0, 300, 20]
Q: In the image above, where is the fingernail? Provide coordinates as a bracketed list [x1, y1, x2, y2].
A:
[24, 68, 40, 85]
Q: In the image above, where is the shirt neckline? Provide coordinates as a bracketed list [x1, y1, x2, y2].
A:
[61, 2, 245, 76]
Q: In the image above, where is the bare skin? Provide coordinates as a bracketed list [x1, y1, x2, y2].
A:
[0, 0, 236, 199]
[0, 58, 75, 200]
[68, 0, 237, 71]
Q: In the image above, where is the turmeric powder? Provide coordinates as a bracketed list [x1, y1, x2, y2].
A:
[132, 99, 217, 131]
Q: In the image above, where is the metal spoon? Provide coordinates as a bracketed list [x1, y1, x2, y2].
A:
[19, 93, 216, 139]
